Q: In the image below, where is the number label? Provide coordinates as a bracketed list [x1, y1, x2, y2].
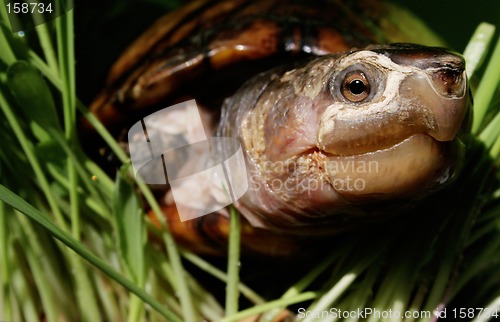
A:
[6, 2, 53, 14]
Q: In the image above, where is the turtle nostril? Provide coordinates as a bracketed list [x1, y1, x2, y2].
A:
[429, 69, 466, 98]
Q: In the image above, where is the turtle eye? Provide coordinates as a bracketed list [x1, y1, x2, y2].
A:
[341, 71, 370, 102]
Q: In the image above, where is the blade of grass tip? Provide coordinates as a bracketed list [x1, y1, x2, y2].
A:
[473, 35, 500, 134]
[221, 291, 318, 322]
[225, 205, 241, 317]
[463, 23, 496, 78]
[0, 183, 184, 322]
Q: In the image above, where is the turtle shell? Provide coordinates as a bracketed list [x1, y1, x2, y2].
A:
[86, 0, 450, 256]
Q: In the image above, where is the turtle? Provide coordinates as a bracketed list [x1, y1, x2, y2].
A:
[85, 0, 472, 256]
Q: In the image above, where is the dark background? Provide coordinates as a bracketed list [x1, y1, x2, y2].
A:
[403, 0, 500, 51]
[72, 0, 500, 104]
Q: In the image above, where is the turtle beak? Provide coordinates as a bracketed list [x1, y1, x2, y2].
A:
[374, 44, 471, 142]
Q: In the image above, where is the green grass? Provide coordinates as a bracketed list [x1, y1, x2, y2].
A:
[0, 2, 500, 322]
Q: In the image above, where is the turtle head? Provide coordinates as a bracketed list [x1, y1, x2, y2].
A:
[223, 43, 471, 230]
[315, 43, 471, 196]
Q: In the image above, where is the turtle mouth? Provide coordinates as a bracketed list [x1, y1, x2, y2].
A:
[318, 134, 461, 196]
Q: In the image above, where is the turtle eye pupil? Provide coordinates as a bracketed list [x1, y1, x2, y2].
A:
[349, 79, 365, 95]
[340, 71, 370, 103]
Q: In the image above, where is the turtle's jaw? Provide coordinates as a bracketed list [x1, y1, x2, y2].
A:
[319, 134, 462, 198]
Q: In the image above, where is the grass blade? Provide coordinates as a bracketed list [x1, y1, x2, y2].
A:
[463, 22, 496, 78]
[225, 206, 241, 316]
[473, 35, 500, 133]
[113, 166, 147, 322]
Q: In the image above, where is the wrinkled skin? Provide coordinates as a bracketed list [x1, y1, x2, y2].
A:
[216, 44, 471, 234]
